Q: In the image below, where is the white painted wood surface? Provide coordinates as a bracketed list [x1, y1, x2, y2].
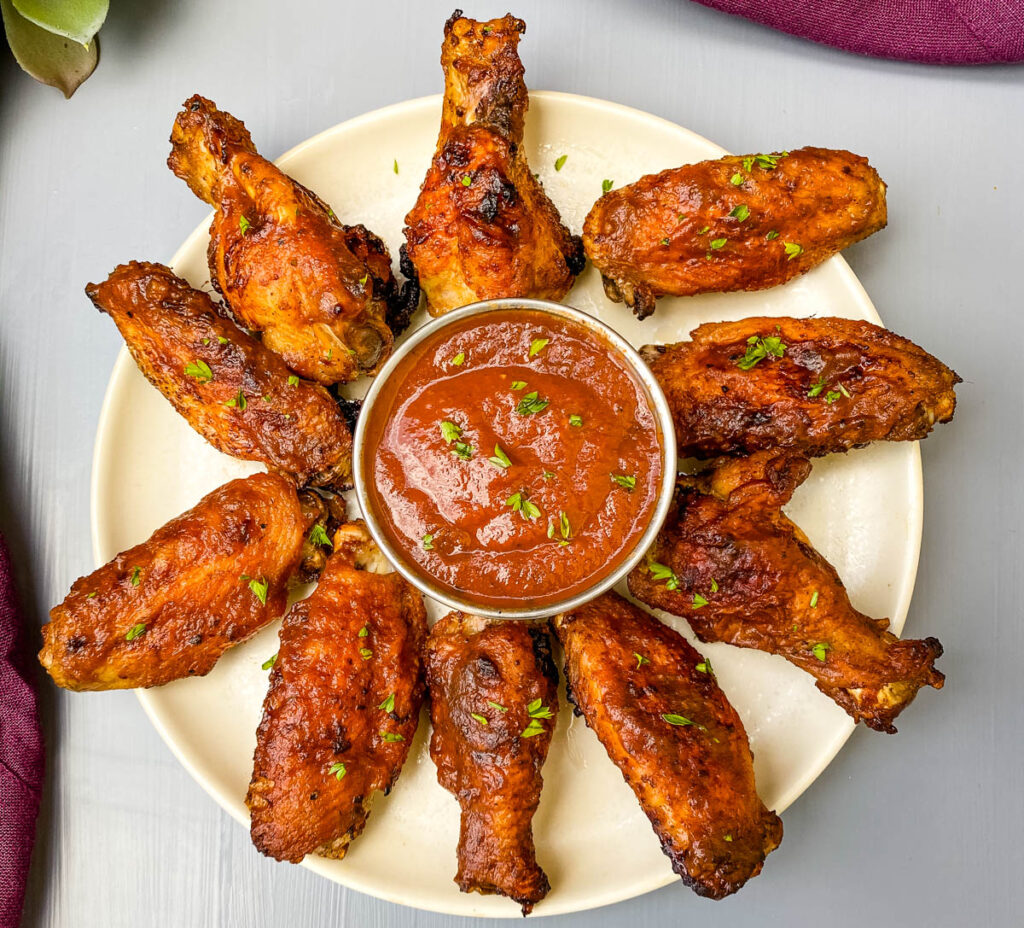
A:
[0, 1, 1021, 926]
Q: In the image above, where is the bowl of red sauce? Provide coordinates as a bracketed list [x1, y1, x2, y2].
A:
[352, 298, 676, 619]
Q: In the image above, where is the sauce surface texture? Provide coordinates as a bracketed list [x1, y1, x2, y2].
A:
[364, 309, 663, 608]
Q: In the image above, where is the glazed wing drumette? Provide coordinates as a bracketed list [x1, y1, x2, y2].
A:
[87, 262, 353, 489]
[642, 316, 959, 460]
[40, 473, 315, 691]
[426, 614, 558, 914]
[629, 452, 945, 732]
[247, 523, 428, 862]
[553, 592, 782, 899]
[402, 12, 584, 316]
[584, 147, 887, 318]
[169, 95, 415, 384]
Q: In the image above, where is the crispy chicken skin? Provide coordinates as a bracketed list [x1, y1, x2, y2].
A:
[553, 592, 782, 899]
[642, 316, 959, 460]
[86, 262, 353, 489]
[247, 523, 428, 862]
[628, 452, 945, 732]
[40, 473, 310, 691]
[402, 12, 584, 316]
[584, 147, 887, 318]
[168, 95, 416, 384]
[426, 614, 557, 914]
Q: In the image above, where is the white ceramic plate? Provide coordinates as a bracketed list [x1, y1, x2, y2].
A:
[91, 93, 922, 918]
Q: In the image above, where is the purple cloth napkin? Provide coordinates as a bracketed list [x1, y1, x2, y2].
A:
[692, 0, 1024, 63]
[0, 535, 44, 928]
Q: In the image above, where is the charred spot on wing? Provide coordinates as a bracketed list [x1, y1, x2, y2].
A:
[527, 624, 558, 687]
[334, 396, 362, 434]
[564, 234, 586, 276]
[387, 246, 421, 336]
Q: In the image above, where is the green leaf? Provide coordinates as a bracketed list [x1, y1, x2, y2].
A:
[663, 713, 694, 727]
[2, 0, 99, 97]
[12, 0, 108, 46]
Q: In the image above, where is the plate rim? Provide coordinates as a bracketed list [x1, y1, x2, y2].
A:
[89, 90, 924, 918]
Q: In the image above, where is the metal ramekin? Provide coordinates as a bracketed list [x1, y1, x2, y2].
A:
[352, 298, 677, 620]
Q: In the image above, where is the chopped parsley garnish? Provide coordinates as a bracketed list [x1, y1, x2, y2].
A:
[692, 593, 709, 609]
[308, 523, 332, 549]
[698, 225, 710, 234]
[225, 390, 247, 411]
[558, 511, 571, 544]
[527, 698, 554, 719]
[811, 642, 831, 662]
[381, 731, 404, 743]
[393, 159, 399, 174]
[217, 336, 228, 345]
[602, 178, 614, 193]
[470, 713, 488, 726]
[730, 204, 750, 221]
[440, 420, 462, 443]
[521, 719, 546, 738]
[262, 654, 278, 671]
[634, 652, 650, 668]
[736, 335, 786, 370]
[125, 623, 146, 641]
[129, 566, 141, 587]
[529, 338, 549, 358]
[461, 174, 472, 186]
[185, 360, 213, 383]
[359, 273, 368, 287]
[710, 578, 719, 593]
[766, 230, 779, 240]
[239, 215, 251, 234]
[450, 352, 466, 366]
[516, 391, 549, 415]
[359, 647, 373, 660]
[663, 713, 694, 727]
[329, 761, 347, 780]
[543, 471, 555, 480]
[724, 834, 733, 842]
[358, 625, 369, 638]
[660, 237, 670, 246]
[379, 692, 396, 713]
[569, 414, 583, 427]
[611, 474, 636, 492]
[784, 241, 803, 260]
[488, 700, 508, 712]
[506, 492, 541, 521]
[547, 522, 555, 539]
[709, 238, 726, 250]
[451, 441, 474, 460]
[554, 154, 567, 171]
[648, 560, 680, 591]
[511, 380, 527, 390]
[288, 374, 300, 387]
[86, 592, 98, 599]
[696, 660, 713, 674]
[808, 375, 826, 397]
[810, 590, 819, 608]
[202, 338, 210, 346]
[422, 533, 434, 550]
[838, 383, 851, 398]
[730, 173, 744, 186]
[825, 390, 842, 404]
[248, 577, 269, 605]
[488, 444, 511, 469]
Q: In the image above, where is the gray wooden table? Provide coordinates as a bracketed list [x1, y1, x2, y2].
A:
[2, 1, 1021, 925]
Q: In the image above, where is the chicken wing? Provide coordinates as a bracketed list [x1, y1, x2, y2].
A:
[40, 473, 313, 691]
[426, 614, 557, 914]
[87, 261, 354, 489]
[584, 147, 887, 318]
[641, 316, 958, 460]
[169, 95, 416, 384]
[402, 12, 584, 316]
[553, 592, 781, 899]
[247, 522, 427, 862]
[628, 452, 944, 732]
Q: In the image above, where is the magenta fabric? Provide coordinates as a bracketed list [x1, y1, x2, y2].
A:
[691, 0, 1024, 64]
[0, 534, 44, 928]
